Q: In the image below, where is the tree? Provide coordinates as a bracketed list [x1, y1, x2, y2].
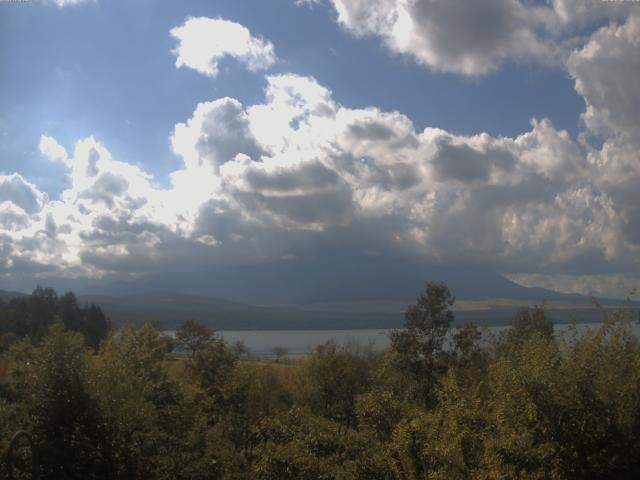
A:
[175, 320, 215, 356]
[26, 322, 110, 479]
[501, 305, 554, 349]
[29, 286, 58, 338]
[0, 287, 110, 350]
[188, 337, 237, 399]
[89, 323, 191, 479]
[272, 346, 288, 361]
[82, 303, 110, 352]
[390, 282, 455, 406]
[452, 321, 484, 367]
[296, 340, 374, 425]
[58, 292, 110, 351]
[232, 340, 250, 358]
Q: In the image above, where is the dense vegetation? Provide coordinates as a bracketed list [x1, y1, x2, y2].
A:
[0, 286, 110, 351]
[1, 283, 640, 479]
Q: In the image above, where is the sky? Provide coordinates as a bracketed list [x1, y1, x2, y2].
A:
[0, 0, 639, 298]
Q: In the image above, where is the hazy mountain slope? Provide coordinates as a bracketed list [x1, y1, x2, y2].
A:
[0, 289, 27, 302]
[76, 292, 631, 331]
[2, 286, 629, 331]
[77, 292, 404, 330]
[87, 256, 588, 305]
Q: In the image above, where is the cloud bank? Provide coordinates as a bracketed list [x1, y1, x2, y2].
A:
[2, 12, 640, 297]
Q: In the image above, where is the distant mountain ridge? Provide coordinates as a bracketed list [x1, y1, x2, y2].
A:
[74, 292, 636, 330]
[76, 292, 406, 330]
[3, 258, 633, 330]
[0, 289, 27, 303]
[1, 290, 633, 332]
[86, 256, 590, 305]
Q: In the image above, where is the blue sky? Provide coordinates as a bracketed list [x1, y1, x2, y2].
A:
[0, 0, 639, 298]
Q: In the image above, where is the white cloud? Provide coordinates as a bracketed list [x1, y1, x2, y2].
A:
[171, 97, 264, 172]
[549, 0, 630, 28]
[1, 73, 637, 285]
[326, 0, 558, 75]
[0, 202, 31, 231]
[568, 12, 640, 143]
[197, 75, 633, 275]
[170, 17, 276, 78]
[295, 0, 321, 7]
[567, 12, 640, 248]
[320, 0, 631, 76]
[39, 134, 70, 166]
[0, 174, 48, 214]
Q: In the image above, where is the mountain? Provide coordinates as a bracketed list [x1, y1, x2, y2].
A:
[86, 256, 588, 305]
[0, 289, 27, 303]
[76, 291, 631, 331]
[72, 256, 627, 330]
[4, 268, 633, 330]
[0, 285, 638, 330]
[77, 292, 404, 330]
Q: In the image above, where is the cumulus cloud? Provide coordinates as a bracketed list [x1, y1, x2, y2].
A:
[171, 98, 264, 171]
[170, 17, 276, 78]
[568, 12, 640, 143]
[568, 12, 640, 248]
[189, 75, 634, 277]
[39, 135, 70, 166]
[326, 0, 555, 75]
[0, 174, 47, 214]
[3, 2, 640, 299]
[320, 0, 630, 76]
[0, 202, 31, 231]
[549, 0, 630, 28]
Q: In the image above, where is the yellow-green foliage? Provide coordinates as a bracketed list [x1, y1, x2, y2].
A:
[1, 290, 640, 479]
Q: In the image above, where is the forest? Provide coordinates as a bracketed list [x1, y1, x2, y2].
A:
[1, 283, 640, 479]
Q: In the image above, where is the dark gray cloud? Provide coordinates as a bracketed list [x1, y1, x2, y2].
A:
[431, 139, 515, 183]
[245, 162, 339, 192]
[348, 121, 395, 141]
[192, 98, 264, 168]
[80, 172, 129, 208]
[376, 163, 421, 191]
[234, 187, 354, 226]
[409, 0, 532, 70]
[432, 142, 491, 182]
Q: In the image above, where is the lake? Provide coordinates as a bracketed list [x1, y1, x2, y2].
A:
[218, 322, 640, 358]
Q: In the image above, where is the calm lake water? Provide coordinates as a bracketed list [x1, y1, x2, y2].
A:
[218, 322, 640, 358]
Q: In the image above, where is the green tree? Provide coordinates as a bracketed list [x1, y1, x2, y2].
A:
[296, 340, 374, 425]
[254, 408, 391, 480]
[175, 320, 215, 357]
[272, 346, 288, 360]
[502, 305, 554, 347]
[390, 282, 455, 406]
[90, 323, 198, 479]
[25, 322, 110, 479]
[0, 287, 110, 350]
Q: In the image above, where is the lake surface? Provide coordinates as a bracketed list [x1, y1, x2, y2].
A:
[218, 322, 640, 358]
